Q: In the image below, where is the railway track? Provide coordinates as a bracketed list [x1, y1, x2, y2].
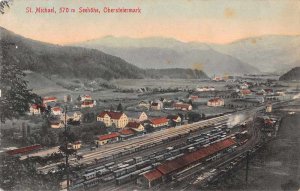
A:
[38, 107, 263, 173]
[38, 115, 231, 173]
[176, 117, 262, 190]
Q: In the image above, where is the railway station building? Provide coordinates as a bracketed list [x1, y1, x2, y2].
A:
[140, 138, 236, 188]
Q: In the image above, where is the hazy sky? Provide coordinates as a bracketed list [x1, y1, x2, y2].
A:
[0, 0, 300, 44]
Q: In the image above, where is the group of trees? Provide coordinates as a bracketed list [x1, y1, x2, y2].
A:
[70, 121, 107, 144]
[0, 40, 40, 122]
[187, 112, 206, 123]
[26, 129, 59, 146]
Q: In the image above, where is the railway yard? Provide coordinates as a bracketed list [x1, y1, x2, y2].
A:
[38, 105, 269, 191]
[3, 100, 293, 191]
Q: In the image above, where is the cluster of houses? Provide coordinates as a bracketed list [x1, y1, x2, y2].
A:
[137, 99, 193, 111]
[28, 96, 85, 128]
[94, 110, 182, 146]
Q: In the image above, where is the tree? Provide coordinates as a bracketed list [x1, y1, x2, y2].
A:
[0, 0, 12, 14]
[0, 41, 38, 122]
[82, 112, 95, 123]
[116, 103, 123, 112]
[188, 99, 193, 106]
[187, 112, 201, 123]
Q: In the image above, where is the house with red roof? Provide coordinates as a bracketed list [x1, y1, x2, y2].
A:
[119, 128, 136, 140]
[95, 132, 120, 145]
[207, 98, 224, 107]
[80, 95, 92, 101]
[42, 96, 57, 106]
[81, 100, 95, 108]
[240, 89, 252, 96]
[150, 117, 169, 128]
[126, 121, 145, 132]
[173, 103, 192, 111]
[51, 106, 63, 116]
[97, 111, 128, 128]
[189, 95, 199, 100]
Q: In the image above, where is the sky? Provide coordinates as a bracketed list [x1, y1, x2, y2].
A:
[0, 0, 300, 45]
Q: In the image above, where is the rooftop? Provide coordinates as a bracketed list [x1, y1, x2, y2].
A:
[98, 132, 120, 141]
[156, 138, 236, 175]
[208, 98, 224, 102]
[173, 103, 191, 108]
[98, 111, 125, 120]
[143, 169, 163, 181]
[43, 96, 57, 101]
[119, 128, 135, 136]
[125, 111, 145, 119]
[126, 121, 142, 129]
[150, 117, 169, 125]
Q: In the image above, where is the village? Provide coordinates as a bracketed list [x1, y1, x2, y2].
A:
[1, 74, 292, 155]
[1, 72, 299, 191]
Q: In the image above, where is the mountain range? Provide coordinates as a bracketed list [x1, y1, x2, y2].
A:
[279, 67, 300, 81]
[72, 36, 258, 76]
[212, 35, 300, 73]
[0, 27, 208, 80]
[72, 35, 300, 75]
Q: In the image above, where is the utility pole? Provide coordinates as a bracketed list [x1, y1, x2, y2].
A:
[64, 106, 70, 191]
[245, 150, 250, 184]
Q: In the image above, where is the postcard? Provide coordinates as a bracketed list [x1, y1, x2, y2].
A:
[0, 0, 299, 191]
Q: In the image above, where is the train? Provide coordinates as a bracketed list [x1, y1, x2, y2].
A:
[73, 117, 236, 189]
[6, 144, 42, 156]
